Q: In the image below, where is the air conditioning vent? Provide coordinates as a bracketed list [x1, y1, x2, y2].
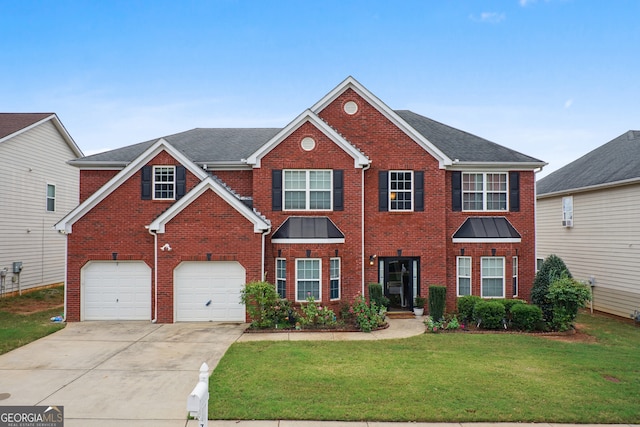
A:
[562, 220, 573, 227]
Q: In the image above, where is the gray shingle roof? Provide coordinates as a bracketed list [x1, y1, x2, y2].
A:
[73, 111, 544, 166]
[0, 113, 53, 139]
[537, 130, 640, 195]
[395, 110, 544, 164]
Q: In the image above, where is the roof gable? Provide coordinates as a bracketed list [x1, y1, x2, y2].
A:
[0, 113, 83, 157]
[311, 76, 452, 168]
[245, 109, 370, 168]
[149, 177, 270, 233]
[55, 138, 208, 233]
[537, 130, 640, 196]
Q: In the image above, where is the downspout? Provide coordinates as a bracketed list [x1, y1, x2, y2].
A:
[261, 226, 272, 282]
[361, 162, 371, 296]
[147, 226, 158, 323]
[63, 231, 68, 321]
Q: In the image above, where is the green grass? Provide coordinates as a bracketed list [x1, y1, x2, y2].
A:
[0, 287, 66, 355]
[209, 313, 640, 423]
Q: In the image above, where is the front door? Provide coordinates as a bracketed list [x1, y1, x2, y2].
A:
[379, 257, 420, 310]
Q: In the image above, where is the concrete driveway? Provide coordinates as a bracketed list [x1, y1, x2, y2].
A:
[0, 321, 246, 426]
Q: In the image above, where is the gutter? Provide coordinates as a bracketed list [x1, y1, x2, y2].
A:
[146, 226, 158, 323]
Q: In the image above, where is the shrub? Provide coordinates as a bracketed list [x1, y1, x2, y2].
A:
[510, 303, 543, 331]
[240, 281, 281, 328]
[368, 283, 390, 309]
[548, 276, 592, 331]
[532, 254, 572, 322]
[428, 285, 447, 320]
[298, 295, 338, 328]
[457, 295, 481, 324]
[351, 294, 386, 332]
[473, 300, 506, 330]
[500, 299, 526, 317]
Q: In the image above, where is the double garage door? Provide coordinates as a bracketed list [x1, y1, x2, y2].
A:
[82, 261, 245, 322]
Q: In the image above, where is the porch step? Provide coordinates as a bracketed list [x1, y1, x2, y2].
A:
[386, 310, 417, 319]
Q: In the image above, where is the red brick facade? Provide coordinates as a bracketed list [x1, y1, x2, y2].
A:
[62, 79, 540, 322]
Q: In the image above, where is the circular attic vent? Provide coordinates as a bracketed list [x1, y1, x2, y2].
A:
[344, 101, 358, 115]
[301, 136, 316, 151]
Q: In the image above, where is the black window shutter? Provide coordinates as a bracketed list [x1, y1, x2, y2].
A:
[333, 170, 344, 211]
[272, 170, 283, 211]
[176, 165, 186, 199]
[509, 171, 520, 212]
[414, 171, 424, 211]
[141, 166, 152, 200]
[379, 171, 388, 211]
[451, 171, 462, 211]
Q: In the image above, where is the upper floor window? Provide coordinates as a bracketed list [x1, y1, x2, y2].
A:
[463, 172, 507, 211]
[389, 171, 413, 211]
[284, 170, 332, 210]
[46, 184, 56, 212]
[154, 166, 175, 200]
[562, 196, 573, 227]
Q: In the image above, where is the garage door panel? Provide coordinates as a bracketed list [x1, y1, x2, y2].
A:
[82, 261, 151, 321]
[175, 261, 245, 322]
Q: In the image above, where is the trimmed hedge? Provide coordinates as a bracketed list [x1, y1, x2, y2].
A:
[473, 300, 505, 330]
[457, 295, 481, 324]
[510, 303, 543, 331]
[428, 286, 447, 320]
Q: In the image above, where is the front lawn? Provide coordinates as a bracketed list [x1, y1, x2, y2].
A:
[209, 312, 640, 423]
[0, 286, 65, 355]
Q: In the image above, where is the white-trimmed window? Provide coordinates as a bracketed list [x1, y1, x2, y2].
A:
[284, 170, 332, 210]
[462, 172, 507, 211]
[481, 257, 505, 298]
[562, 196, 573, 227]
[296, 258, 321, 301]
[330, 258, 340, 300]
[457, 256, 472, 296]
[46, 184, 56, 212]
[153, 166, 176, 200]
[389, 171, 413, 211]
[276, 258, 286, 299]
[512, 256, 518, 297]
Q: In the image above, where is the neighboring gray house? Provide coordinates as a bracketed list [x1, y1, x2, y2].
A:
[0, 113, 83, 295]
[537, 130, 640, 319]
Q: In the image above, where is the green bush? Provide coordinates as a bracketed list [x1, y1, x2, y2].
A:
[299, 296, 338, 328]
[510, 303, 543, 331]
[351, 294, 386, 332]
[240, 281, 282, 328]
[548, 276, 592, 331]
[532, 254, 572, 322]
[428, 285, 447, 321]
[500, 299, 526, 317]
[457, 295, 481, 324]
[473, 300, 506, 330]
[368, 283, 389, 309]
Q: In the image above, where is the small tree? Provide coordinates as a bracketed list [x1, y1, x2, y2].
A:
[531, 254, 572, 323]
[240, 281, 281, 328]
[548, 276, 591, 331]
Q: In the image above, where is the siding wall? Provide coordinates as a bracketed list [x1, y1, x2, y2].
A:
[537, 184, 640, 318]
[0, 120, 79, 293]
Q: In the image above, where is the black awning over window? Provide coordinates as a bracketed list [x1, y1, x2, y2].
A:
[452, 217, 521, 242]
[272, 217, 345, 243]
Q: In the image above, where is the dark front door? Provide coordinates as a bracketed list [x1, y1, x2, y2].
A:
[379, 257, 420, 310]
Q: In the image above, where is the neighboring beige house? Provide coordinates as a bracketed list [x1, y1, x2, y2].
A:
[536, 130, 640, 319]
[0, 113, 83, 295]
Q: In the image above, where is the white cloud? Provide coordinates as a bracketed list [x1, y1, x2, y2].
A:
[470, 12, 506, 24]
[519, 0, 537, 6]
[564, 98, 574, 109]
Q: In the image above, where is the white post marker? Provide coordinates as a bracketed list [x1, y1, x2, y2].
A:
[187, 362, 209, 427]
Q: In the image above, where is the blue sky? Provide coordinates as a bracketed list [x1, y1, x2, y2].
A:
[1, 0, 638, 177]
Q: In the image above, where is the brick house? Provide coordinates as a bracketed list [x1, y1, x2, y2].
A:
[56, 77, 545, 322]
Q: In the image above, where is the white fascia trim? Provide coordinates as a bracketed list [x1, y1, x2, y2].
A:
[245, 109, 370, 169]
[0, 114, 84, 157]
[448, 162, 548, 171]
[310, 76, 452, 168]
[55, 138, 208, 233]
[149, 177, 270, 234]
[452, 238, 522, 244]
[271, 238, 345, 244]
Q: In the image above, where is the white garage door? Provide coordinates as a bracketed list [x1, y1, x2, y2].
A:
[174, 261, 246, 322]
[82, 261, 151, 321]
